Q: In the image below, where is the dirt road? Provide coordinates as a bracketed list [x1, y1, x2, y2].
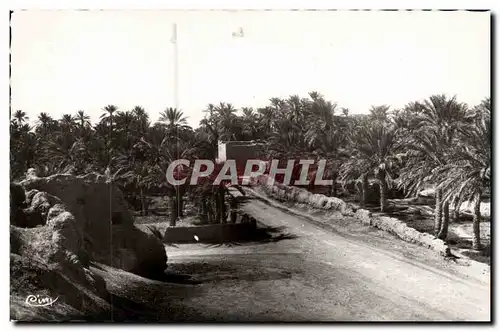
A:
[163, 195, 490, 322]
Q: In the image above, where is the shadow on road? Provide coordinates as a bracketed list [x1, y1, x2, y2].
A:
[457, 242, 491, 266]
[165, 259, 298, 284]
[156, 272, 203, 285]
[202, 225, 298, 248]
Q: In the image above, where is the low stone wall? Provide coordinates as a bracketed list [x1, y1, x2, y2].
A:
[255, 175, 450, 257]
[354, 209, 372, 226]
[357, 211, 450, 256]
[256, 175, 354, 216]
[164, 222, 257, 244]
[164, 190, 258, 244]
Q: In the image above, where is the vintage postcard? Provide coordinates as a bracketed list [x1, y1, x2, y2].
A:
[9, 9, 491, 322]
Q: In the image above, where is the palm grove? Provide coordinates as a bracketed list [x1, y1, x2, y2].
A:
[10, 93, 490, 250]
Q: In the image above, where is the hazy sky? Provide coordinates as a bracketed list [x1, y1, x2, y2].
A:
[11, 10, 490, 127]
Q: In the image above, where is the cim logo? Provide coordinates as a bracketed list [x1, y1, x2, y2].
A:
[25, 294, 59, 307]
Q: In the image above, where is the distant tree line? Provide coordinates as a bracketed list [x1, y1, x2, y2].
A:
[10, 93, 490, 249]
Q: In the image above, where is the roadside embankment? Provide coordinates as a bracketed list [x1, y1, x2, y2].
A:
[254, 176, 450, 256]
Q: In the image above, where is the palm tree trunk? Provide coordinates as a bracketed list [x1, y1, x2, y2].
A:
[207, 201, 215, 224]
[198, 198, 208, 224]
[361, 174, 369, 207]
[175, 187, 184, 218]
[178, 196, 184, 218]
[219, 187, 227, 224]
[434, 188, 443, 235]
[453, 196, 460, 221]
[329, 173, 338, 197]
[108, 115, 113, 167]
[437, 201, 449, 240]
[169, 196, 178, 227]
[199, 198, 206, 214]
[140, 187, 146, 216]
[214, 192, 221, 224]
[229, 197, 238, 223]
[472, 193, 482, 250]
[378, 169, 387, 212]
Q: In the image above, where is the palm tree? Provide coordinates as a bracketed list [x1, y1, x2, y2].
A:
[198, 119, 221, 158]
[369, 105, 390, 122]
[400, 128, 453, 237]
[434, 98, 490, 249]
[131, 105, 147, 117]
[267, 93, 317, 158]
[47, 135, 87, 174]
[13, 110, 28, 125]
[36, 112, 53, 130]
[215, 102, 242, 141]
[75, 110, 91, 130]
[35, 112, 58, 142]
[131, 106, 150, 137]
[100, 104, 119, 166]
[306, 129, 347, 196]
[101, 104, 118, 120]
[10, 121, 36, 178]
[158, 107, 192, 143]
[392, 102, 424, 134]
[340, 121, 399, 211]
[257, 106, 276, 137]
[118, 158, 154, 216]
[114, 110, 136, 151]
[419, 95, 468, 129]
[305, 92, 346, 196]
[286, 94, 305, 122]
[59, 114, 77, 132]
[159, 107, 188, 127]
[135, 127, 198, 226]
[269, 97, 285, 111]
[269, 116, 307, 159]
[400, 95, 469, 238]
[241, 107, 260, 140]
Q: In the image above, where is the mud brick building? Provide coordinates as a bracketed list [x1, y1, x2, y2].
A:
[217, 140, 267, 168]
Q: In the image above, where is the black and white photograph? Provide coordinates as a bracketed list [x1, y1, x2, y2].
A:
[8, 8, 491, 322]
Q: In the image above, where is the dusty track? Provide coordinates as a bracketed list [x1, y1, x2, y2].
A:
[163, 195, 490, 321]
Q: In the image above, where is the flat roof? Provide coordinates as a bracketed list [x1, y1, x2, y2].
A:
[219, 140, 267, 146]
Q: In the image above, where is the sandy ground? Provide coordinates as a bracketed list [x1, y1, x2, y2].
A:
[91, 192, 490, 322]
[160, 194, 490, 321]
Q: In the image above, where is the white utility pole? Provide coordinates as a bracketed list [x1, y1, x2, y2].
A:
[171, 23, 179, 109]
[171, 23, 182, 222]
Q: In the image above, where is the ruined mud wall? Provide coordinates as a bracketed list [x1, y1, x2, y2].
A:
[218, 141, 267, 166]
[10, 172, 169, 320]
